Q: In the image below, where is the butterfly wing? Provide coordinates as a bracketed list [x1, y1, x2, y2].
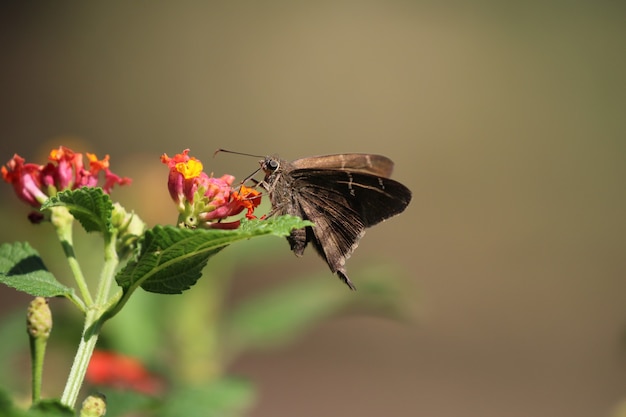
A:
[290, 154, 395, 178]
[289, 169, 411, 289]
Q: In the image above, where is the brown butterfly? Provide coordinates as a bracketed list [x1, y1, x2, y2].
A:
[256, 153, 412, 290]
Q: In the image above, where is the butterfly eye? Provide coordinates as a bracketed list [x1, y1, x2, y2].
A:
[268, 160, 279, 171]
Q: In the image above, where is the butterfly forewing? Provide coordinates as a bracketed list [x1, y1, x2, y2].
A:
[290, 154, 395, 178]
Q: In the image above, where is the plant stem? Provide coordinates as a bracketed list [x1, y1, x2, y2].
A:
[51, 207, 94, 306]
[94, 231, 119, 306]
[66, 292, 87, 314]
[60, 231, 119, 409]
[27, 297, 52, 403]
[30, 338, 45, 402]
[59, 309, 100, 408]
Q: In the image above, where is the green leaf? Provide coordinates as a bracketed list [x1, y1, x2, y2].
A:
[158, 378, 255, 417]
[221, 265, 408, 360]
[42, 187, 113, 234]
[29, 399, 74, 417]
[0, 389, 16, 415]
[0, 242, 74, 298]
[116, 216, 312, 295]
[222, 276, 349, 357]
[237, 215, 313, 236]
[0, 391, 74, 417]
[89, 389, 157, 417]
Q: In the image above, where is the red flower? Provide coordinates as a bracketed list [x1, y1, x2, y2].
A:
[1, 154, 48, 208]
[201, 184, 261, 224]
[161, 149, 261, 229]
[160, 149, 207, 208]
[86, 350, 163, 395]
[2, 146, 131, 219]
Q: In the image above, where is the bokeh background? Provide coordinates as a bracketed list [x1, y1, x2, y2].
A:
[1, 2, 625, 416]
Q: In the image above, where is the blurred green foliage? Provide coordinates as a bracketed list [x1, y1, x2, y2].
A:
[0, 209, 408, 417]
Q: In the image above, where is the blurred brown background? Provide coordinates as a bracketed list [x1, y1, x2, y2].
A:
[1, 2, 625, 416]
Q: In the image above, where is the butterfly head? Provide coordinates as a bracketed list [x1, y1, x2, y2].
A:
[260, 156, 281, 175]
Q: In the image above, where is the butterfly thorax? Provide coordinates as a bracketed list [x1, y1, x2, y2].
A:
[260, 156, 310, 256]
[260, 157, 298, 217]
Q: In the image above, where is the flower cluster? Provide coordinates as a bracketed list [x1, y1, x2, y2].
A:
[161, 149, 261, 229]
[2, 146, 131, 222]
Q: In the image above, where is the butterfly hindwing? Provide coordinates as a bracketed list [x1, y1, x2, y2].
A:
[285, 169, 411, 289]
[292, 169, 411, 226]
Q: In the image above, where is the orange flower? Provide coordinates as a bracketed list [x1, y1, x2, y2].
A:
[86, 350, 164, 395]
[232, 185, 262, 219]
[2, 146, 130, 221]
[161, 149, 262, 228]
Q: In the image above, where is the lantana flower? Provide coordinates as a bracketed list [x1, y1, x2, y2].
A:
[2, 146, 131, 222]
[86, 350, 163, 395]
[161, 149, 261, 229]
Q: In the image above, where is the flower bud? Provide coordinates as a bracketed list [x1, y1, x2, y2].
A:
[80, 393, 107, 417]
[112, 203, 146, 259]
[26, 297, 52, 340]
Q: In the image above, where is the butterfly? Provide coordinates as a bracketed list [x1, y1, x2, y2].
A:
[257, 153, 411, 290]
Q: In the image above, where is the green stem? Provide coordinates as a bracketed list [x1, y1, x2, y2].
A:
[51, 207, 94, 306]
[27, 297, 51, 403]
[59, 308, 100, 408]
[30, 336, 46, 402]
[101, 288, 123, 314]
[97, 287, 130, 326]
[66, 292, 87, 314]
[94, 231, 119, 306]
[60, 231, 119, 409]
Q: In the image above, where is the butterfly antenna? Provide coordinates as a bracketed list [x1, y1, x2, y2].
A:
[214, 149, 265, 188]
[213, 149, 265, 158]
